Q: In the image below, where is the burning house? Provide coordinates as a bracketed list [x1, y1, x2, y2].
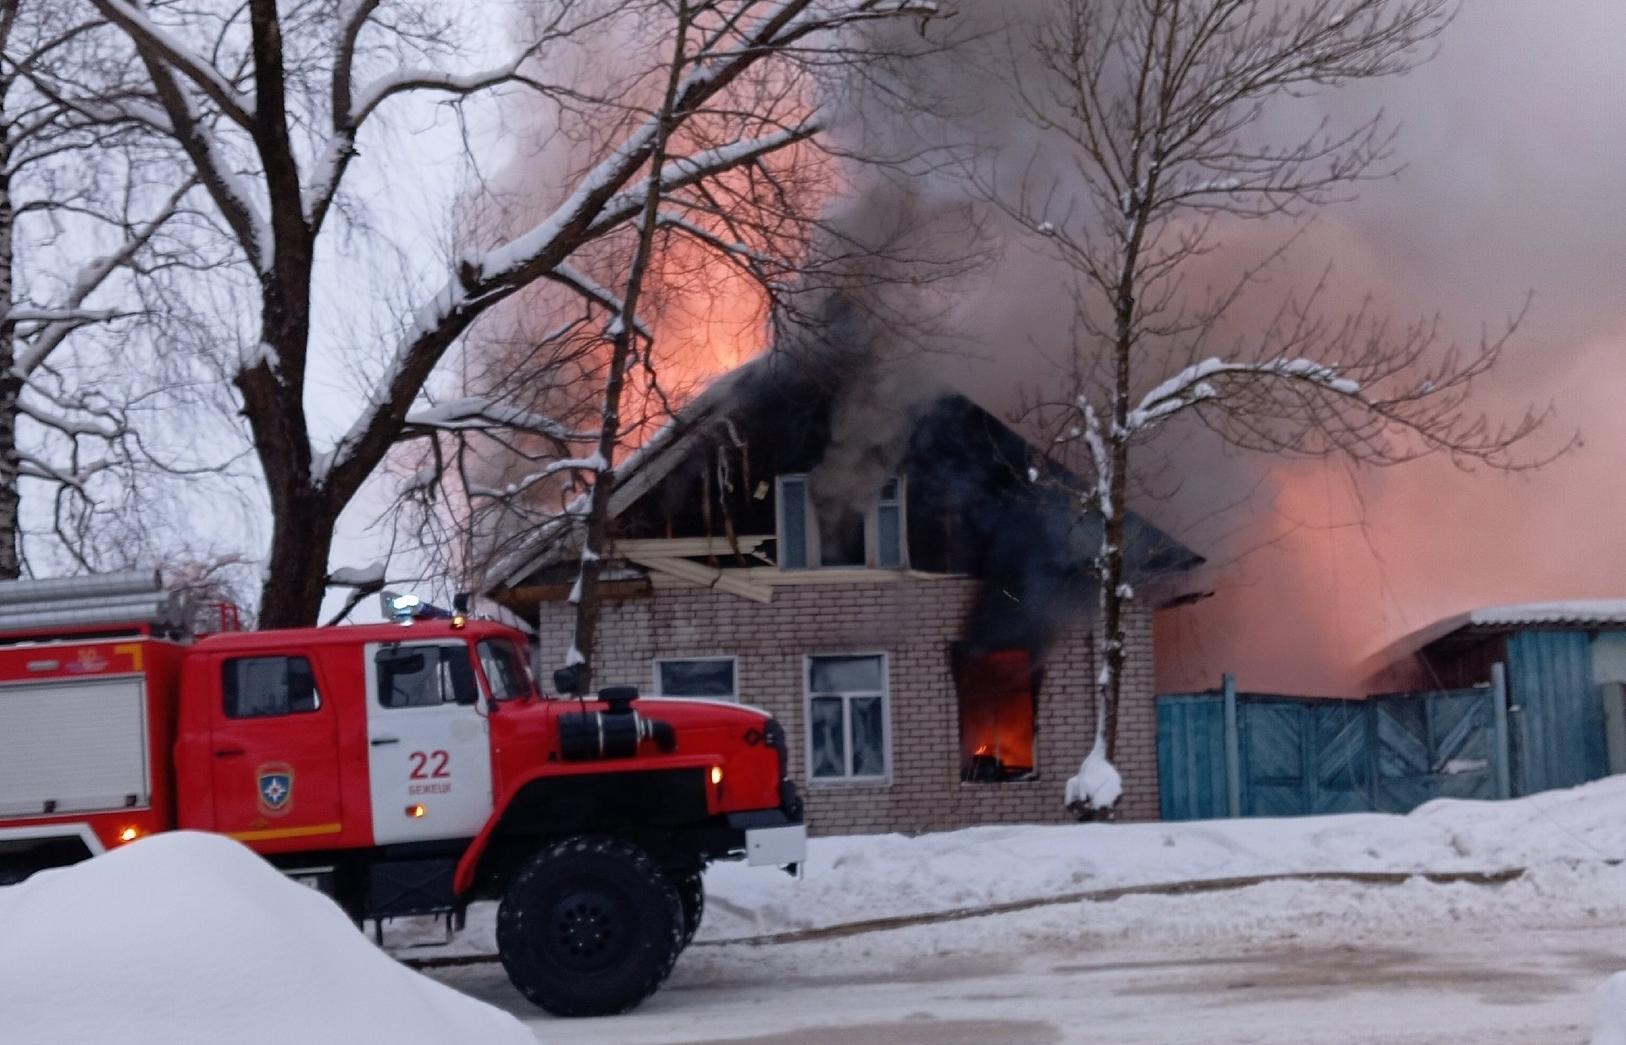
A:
[489, 352, 1203, 834]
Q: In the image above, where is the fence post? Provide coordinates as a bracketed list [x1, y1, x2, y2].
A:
[1491, 662, 1512, 800]
[1223, 673, 1242, 817]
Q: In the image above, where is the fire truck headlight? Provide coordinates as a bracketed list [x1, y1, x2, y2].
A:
[117, 826, 141, 844]
[710, 765, 723, 786]
[406, 804, 427, 819]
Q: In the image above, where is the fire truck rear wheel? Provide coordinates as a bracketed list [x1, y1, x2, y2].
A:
[668, 869, 704, 949]
[496, 836, 684, 1017]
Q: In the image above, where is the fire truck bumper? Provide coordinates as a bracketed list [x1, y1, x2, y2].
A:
[743, 822, 807, 867]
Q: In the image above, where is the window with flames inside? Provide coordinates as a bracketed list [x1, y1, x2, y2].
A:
[954, 647, 1037, 783]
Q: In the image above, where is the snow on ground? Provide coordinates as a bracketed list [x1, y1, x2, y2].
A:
[417, 777, 1626, 1043]
[1597, 974, 1626, 1045]
[0, 832, 532, 1045]
[695, 773, 1626, 939]
[403, 773, 1626, 965]
[446, 921, 1620, 1044]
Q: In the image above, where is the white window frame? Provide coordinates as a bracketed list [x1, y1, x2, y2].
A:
[651, 656, 739, 702]
[803, 652, 892, 786]
[775, 474, 907, 570]
[874, 476, 907, 569]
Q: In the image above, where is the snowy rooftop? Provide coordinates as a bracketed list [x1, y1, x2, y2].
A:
[1360, 599, 1626, 676]
[1458, 600, 1626, 628]
[1411, 600, 1626, 642]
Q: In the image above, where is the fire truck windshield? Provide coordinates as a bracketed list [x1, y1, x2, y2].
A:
[478, 638, 534, 702]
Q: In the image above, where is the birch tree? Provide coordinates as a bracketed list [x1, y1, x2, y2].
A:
[0, 1, 208, 577]
[48, 0, 948, 628]
[984, 0, 1551, 811]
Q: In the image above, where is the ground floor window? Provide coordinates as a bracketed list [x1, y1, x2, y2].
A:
[955, 647, 1037, 782]
[806, 653, 889, 781]
[653, 657, 737, 701]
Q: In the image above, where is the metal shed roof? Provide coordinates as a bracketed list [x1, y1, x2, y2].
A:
[1454, 600, 1626, 630]
[1360, 599, 1626, 680]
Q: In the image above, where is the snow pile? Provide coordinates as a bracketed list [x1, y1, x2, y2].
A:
[0, 832, 532, 1045]
[1595, 973, 1626, 1045]
[1063, 733, 1122, 811]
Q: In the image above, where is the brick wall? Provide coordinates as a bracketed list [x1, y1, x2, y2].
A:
[536, 576, 1161, 834]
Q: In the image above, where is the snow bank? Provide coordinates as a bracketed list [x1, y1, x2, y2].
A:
[1596, 972, 1626, 1045]
[399, 773, 1626, 961]
[0, 832, 532, 1045]
[695, 772, 1626, 939]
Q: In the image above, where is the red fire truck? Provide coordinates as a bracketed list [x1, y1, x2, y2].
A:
[0, 572, 805, 1016]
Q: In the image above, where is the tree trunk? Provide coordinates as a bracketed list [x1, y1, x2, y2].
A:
[0, 367, 23, 581]
[1099, 435, 1129, 763]
[255, 482, 338, 628]
[0, 70, 19, 581]
[569, 3, 691, 690]
[1099, 243, 1139, 766]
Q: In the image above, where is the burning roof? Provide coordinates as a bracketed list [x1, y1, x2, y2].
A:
[490, 351, 1204, 641]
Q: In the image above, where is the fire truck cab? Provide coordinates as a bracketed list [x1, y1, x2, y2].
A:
[0, 573, 805, 1016]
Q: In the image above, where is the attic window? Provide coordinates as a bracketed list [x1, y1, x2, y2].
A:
[776, 475, 906, 570]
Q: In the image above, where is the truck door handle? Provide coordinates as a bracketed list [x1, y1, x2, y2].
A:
[213, 747, 245, 758]
[370, 736, 400, 746]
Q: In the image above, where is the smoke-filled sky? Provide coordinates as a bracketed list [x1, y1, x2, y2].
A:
[327, 0, 1626, 669]
[920, 0, 1626, 696]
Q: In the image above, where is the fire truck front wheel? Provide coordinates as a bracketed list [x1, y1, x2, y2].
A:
[668, 869, 704, 949]
[496, 836, 685, 1017]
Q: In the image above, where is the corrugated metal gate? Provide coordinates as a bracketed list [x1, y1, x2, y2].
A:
[1506, 631, 1609, 795]
[1158, 680, 1508, 821]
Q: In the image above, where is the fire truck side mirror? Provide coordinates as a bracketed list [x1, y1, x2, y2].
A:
[553, 665, 582, 696]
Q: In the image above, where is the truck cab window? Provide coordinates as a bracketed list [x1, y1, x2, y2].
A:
[377, 645, 478, 708]
[223, 656, 321, 718]
[478, 639, 532, 702]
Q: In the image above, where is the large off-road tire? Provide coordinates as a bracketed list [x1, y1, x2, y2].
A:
[668, 869, 704, 949]
[496, 836, 684, 1017]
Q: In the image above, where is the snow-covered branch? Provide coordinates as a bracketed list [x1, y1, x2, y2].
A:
[15, 178, 196, 378]
[1123, 356, 1361, 434]
[401, 397, 591, 442]
[544, 264, 654, 341]
[467, 452, 607, 502]
[16, 397, 122, 441]
[327, 561, 385, 588]
[88, 0, 255, 129]
[348, 53, 539, 127]
[584, 124, 823, 240]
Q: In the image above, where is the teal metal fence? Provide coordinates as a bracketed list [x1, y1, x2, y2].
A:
[1157, 676, 1510, 821]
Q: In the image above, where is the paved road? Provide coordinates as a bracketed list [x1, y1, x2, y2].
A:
[427, 911, 1619, 1043]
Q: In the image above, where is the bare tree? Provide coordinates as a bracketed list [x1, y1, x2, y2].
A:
[45, 0, 947, 627]
[0, 1, 219, 578]
[981, 0, 1555, 811]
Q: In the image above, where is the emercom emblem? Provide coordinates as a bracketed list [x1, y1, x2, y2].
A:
[256, 762, 294, 817]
